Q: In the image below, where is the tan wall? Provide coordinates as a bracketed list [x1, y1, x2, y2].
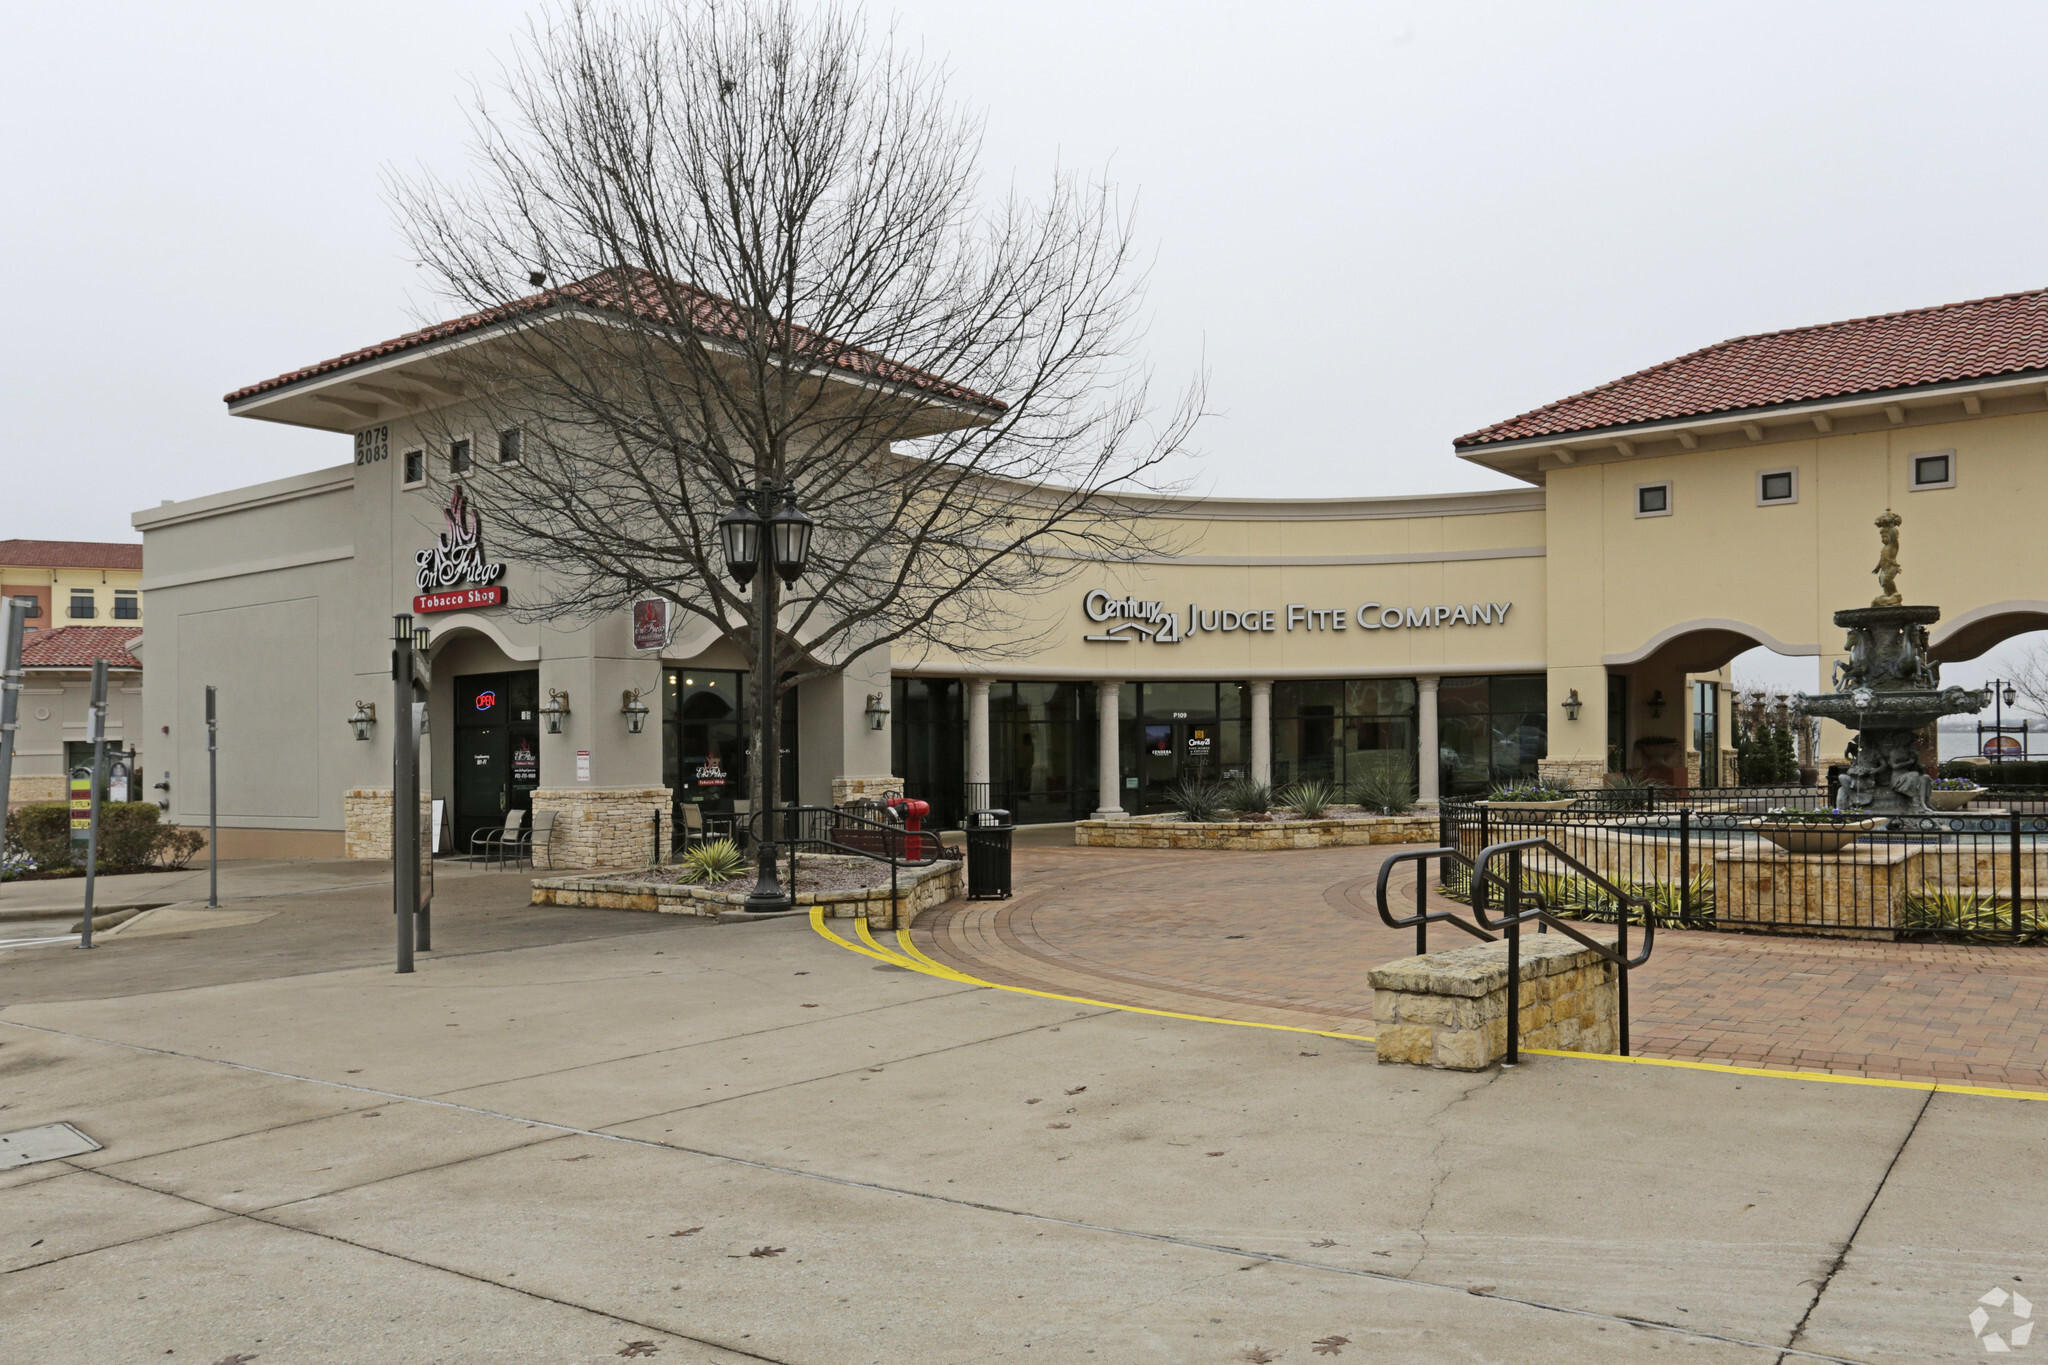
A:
[1, 565, 144, 628]
[7, 668, 146, 794]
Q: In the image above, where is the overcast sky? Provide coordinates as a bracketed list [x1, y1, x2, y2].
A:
[8, 0, 2048, 708]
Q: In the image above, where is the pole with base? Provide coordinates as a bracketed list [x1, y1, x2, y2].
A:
[205, 685, 219, 908]
[0, 598, 25, 827]
[392, 615, 417, 973]
[80, 659, 109, 950]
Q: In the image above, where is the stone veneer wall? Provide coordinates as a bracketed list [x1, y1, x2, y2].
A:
[1074, 813, 1437, 851]
[1536, 757, 1607, 791]
[831, 775, 904, 806]
[8, 775, 67, 806]
[344, 789, 431, 860]
[1370, 936, 1619, 1071]
[531, 856, 961, 931]
[528, 787, 672, 870]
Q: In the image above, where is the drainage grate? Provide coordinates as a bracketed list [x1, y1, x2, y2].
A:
[0, 1122, 102, 1169]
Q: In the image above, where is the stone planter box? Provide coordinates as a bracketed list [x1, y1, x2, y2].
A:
[1369, 936, 1619, 1070]
[1745, 817, 1885, 855]
[1074, 812, 1437, 851]
[530, 855, 961, 930]
[1928, 787, 1985, 812]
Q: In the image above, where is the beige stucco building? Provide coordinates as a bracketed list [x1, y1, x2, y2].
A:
[133, 284, 2048, 856]
[4, 626, 146, 807]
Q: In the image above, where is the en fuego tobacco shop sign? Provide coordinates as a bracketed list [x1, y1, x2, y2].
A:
[414, 485, 507, 614]
[1082, 589, 1513, 645]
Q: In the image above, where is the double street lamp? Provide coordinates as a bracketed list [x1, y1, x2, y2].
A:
[719, 484, 815, 912]
[1981, 679, 2023, 765]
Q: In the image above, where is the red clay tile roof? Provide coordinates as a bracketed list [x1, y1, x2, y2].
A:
[225, 267, 1005, 412]
[0, 539, 143, 571]
[1455, 287, 2048, 448]
[20, 626, 142, 669]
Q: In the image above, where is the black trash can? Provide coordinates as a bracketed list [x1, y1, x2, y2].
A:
[965, 809, 1013, 900]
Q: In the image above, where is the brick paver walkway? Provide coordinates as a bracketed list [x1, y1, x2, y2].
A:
[911, 843, 2048, 1091]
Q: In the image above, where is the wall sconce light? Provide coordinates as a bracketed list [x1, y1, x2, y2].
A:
[348, 700, 377, 741]
[1562, 688, 1583, 721]
[621, 687, 650, 734]
[1647, 689, 1666, 718]
[539, 688, 571, 734]
[864, 692, 891, 731]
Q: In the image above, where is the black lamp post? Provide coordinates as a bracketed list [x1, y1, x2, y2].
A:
[720, 483, 815, 912]
[1983, 679, 2022, 766]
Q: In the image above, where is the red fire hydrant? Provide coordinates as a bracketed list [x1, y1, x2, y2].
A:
[888, 797, 929, 834]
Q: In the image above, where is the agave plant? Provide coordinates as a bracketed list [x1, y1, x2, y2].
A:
[1899, 887, 2041, 941]
[678, 837, 748, 884]
[1165, 778, 1229, 823]
[1278, 778, 1337, 819]
[1348, 758, 1416, 815]
[1222, 778, 1273, 815]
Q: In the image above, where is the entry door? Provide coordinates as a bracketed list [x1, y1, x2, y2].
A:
[1140, 721, 1222, 810]
[455, 727, 509, 848]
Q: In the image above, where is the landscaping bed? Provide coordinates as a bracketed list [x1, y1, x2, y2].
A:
[531, 853, 962, 929]
[1075, 809, 1438, 851]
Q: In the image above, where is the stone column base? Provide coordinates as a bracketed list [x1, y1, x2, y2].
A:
[343, 789, 435, 859]
[831, 775, 904, 807]
[1370, 937, 1619, 1070]
[529, 787, 673, 870]
[1536, 757, 1607, 791]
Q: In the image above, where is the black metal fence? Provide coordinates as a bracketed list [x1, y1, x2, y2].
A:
[1437, 787, 2048, 942]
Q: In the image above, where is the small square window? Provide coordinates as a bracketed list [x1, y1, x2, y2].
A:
[1757, 468, 1797, 504]
[403, 450, 425, 486]
[112, 591, 139, 620]
[449, 438, 471, 474]
[1910, 450, 1955, 490]
[68, 591, 95, 620]
[497, 428, 522, 464]
[1635, 482, 1672, 518]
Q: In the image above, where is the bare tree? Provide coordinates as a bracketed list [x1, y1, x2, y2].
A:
[391, 0, 1202, 819]
[2004, 640, 2048, 721]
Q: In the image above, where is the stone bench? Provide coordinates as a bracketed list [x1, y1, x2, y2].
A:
[1369, 935, 1620, 1070]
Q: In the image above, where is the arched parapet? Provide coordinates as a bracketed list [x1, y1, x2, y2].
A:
[1602, 618, 1819, 674]
[1929, 600, 2048, 663]
[422, 613, 541, 662]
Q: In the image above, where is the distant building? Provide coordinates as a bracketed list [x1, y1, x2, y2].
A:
[0, 539, 145, 631]
[5, 625, 145, 807]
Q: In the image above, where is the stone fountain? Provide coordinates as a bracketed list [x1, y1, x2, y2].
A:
[1794, 511, 1986, 815]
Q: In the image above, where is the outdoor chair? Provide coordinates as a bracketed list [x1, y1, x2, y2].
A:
[470, 809, 524, 867]
[679, 803, 705, 852]
[515, 809, 557, 870]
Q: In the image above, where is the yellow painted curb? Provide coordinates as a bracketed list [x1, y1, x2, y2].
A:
[806, 910, 2048, 1104]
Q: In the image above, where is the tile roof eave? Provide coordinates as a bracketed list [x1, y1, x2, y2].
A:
[1452, 364, 2048, 452]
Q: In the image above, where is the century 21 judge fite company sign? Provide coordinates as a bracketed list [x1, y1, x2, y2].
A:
[1082, 589, 1513, 645]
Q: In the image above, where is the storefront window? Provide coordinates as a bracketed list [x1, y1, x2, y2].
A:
[664, 671, 796, 819]
[892, 677, 963, 824]
[1271, 678, 1416, 795]
[1438, 674, 1546, 796]
[993, 681, 1099, 823]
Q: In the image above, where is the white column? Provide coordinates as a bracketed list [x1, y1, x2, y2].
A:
[965, 676, 991, 807]
[1248, 680, 1273, 787]
[1416, 675, 1441, 806]
[1093, 679, 1124, 819]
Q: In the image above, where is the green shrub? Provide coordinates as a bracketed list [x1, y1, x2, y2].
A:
[96, 803, 164, 871]
[1221, 779, 1272, 815]
[155, 825, 207, 870]
[1278, 778, 1337, 819]
[1899, 888, 2047, 942]
[1348, 758, 1416, 815]
[6, 803, 71, 869]
[678, 837, 748, 883]
[1165, 778, 1229, 823]
[1941, 759, 2048, 785]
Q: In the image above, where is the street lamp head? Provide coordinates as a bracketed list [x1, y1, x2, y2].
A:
[768, 498, 815, 585]
[2004, 682, 2018, 708]
[719, 501, 763, 588]
[414, 626, 431, 654]
[392, 613, 415, 645]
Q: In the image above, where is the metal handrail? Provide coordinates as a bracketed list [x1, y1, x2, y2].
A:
[1374, 846, 1498, 955]
[743, 805, 950, 918]
[1470, 836, 1658, 1064]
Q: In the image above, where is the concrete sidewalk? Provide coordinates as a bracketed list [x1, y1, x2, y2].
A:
[0, 870, 2035, 1362]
